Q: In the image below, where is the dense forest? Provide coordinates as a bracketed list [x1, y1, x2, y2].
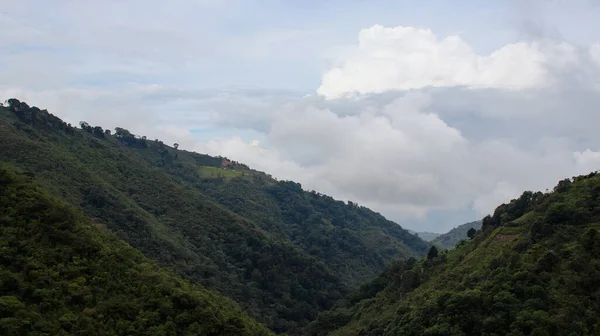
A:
[0, 99, 428, 334]
[0, 167, 271, 336]
[309, 172, 600, 335]
[148, 162, 428, 286]
[7, 98, 600, 336]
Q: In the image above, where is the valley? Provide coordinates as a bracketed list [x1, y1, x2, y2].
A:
[2, 99, 600, 335]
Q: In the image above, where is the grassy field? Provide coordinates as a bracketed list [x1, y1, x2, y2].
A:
[197, 165, 246, 179]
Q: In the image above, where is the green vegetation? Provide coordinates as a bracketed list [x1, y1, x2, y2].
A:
[0, 99, 427, 334]
[6, 98, 600, 335]
[432, 220, 482, 250]
[0, 167, 271, 336]
[197, 166, 246, 180]
[310, 172, 600, 335]
[184, 177, 429, 286]
[125, 132, 429, 287]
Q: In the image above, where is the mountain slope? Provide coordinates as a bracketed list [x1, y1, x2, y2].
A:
[157, 170, 429, 286]
[409, 231, 441, 242]
[432, 220, 482, 249]
[0, 99, 427, 333]
[310, 172, 600, 336]
[0, 166, 271, 336]
[0, 100, 344, 334]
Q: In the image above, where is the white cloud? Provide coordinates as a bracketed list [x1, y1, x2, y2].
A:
[574, 149, 600, 174]
[591, 44, 600, 65]
[186, 89, 593, 227]
[5, 79, 600, 232]
[574, 149, 600, 165]
[472, 181, 520, 215]
[3, 3, 600, 233]
[317, 25, 583, 99]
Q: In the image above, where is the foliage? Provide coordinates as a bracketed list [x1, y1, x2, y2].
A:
[312, 171, 600, 336]
[0, 99, 427, 334]
[0, 167, 271, 336]
[158, 169, 429, 286]
[426, 246, 438, 260]
[467, 227, 477, 239]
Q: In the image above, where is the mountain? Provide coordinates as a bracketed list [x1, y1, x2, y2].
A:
[310, 172, 600, 335]
[172, 173, 428, 287]
[0, 166, 271, 335]
[408, 231, 441, 242]
[0, 99, 428, 334]
[432, 220, 482, 249]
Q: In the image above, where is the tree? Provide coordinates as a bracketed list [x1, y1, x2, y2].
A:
[92, 126, 105, 138]
[173, 143, 179, 149]
[467, 228, 476, 239]
[114, 127, 133, 138]
[80, 121, 93, 133]
[554, 178, 572, 193]
[427, 246, 438, 260]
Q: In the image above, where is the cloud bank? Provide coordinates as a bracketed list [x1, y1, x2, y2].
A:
[196, 26, 600, 231]
[3, 9, 600, 231]
[317, 25, 594, 99]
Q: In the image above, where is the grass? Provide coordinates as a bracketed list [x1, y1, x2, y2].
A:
[197, 166, 246, 180]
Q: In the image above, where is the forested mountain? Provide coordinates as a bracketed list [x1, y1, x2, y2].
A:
[432, 220, 482, 250]
[310, 172, 600, 335]
[0, 167, 271, 336]
[0, 99, 428, 334]
[139, 159, 428, 286]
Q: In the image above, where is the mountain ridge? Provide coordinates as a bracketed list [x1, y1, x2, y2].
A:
[309, 171, 600, 335]
[0, 98, 428, 334]
[408, 230, 441, 242]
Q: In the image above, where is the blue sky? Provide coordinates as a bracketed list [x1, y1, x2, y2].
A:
[2, 0, 600, 232]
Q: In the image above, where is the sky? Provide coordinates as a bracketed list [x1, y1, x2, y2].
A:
[2, 0, 600, 232]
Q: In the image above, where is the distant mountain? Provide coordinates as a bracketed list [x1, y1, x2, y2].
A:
[0, 167, 271, 335]
[310, 171, 600, 335]
[408, 230, 441, 242]
[431, 220, 482, 249]
[0, 99, 428, 334]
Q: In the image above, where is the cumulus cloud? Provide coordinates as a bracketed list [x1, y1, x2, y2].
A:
[317, 25, 587, 99]
[194, 100, 467, 219]
[5, 76, 600, 233]
[574, 149, 600, 174]
[3, 0, 600, 232]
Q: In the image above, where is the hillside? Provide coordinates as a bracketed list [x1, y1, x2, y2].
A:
[432, 220, 482, 249]
[409, 231, 441, 242]
[310, 172, 600, 335]
[0, 99, 427, 334]
[165, 172, 428, 286]
[0, 167, 271, 336]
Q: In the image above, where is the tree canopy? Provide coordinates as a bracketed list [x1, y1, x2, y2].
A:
[310, 171, 600, 336]
[0, 167, 272, 336]
[0, 99, 428, 335]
